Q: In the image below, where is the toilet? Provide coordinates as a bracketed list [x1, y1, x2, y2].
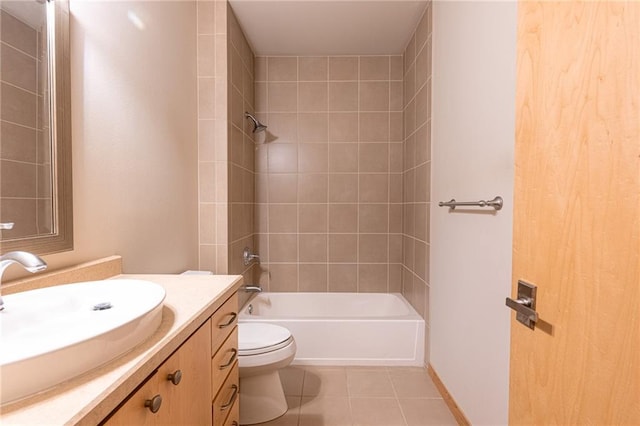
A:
[238, 322, 297, 425]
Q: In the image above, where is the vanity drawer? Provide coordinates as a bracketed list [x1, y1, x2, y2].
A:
[212, 362, 239, 426]
[211, 327, 238, 395]
[223, 396, 239, 426]
[211, 293, 238, 352]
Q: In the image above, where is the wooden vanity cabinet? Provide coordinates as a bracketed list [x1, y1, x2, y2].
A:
[104, 319, 212, 425]
[103, 292, 240, 426]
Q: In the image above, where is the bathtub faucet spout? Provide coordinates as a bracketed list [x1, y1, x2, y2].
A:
[241, 285, 262, 293]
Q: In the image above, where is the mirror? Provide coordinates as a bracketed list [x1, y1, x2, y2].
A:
[0, 0, 72, 255]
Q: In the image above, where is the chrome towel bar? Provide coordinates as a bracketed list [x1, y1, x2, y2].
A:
[438, 196, 503, 211]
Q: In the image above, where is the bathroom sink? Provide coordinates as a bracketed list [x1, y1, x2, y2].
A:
[0, 279, 165, 404]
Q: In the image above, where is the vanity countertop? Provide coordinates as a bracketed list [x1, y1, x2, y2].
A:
[0, 273, 243, 425]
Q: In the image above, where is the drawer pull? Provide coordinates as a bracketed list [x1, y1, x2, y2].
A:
[217, 312, 237, 329]
[220, 384, 238, 411]
[144, 394, 162, 413]
[167, 369, 182, 385]
[219, 349, 238, 370]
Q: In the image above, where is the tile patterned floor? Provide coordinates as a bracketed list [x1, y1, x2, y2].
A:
[253, 366, 458, 426]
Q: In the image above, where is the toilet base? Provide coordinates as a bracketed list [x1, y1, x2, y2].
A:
[239, 371, 288, 425]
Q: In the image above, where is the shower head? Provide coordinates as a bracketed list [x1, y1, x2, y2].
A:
[244, 112, 267, 133]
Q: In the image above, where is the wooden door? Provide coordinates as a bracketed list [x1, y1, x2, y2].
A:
[510, 2, 639, 424]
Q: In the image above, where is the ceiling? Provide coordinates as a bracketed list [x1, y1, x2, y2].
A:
[228, 0, 429, 56]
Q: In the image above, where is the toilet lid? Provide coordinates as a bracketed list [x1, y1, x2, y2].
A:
[238, 323, 293, 356]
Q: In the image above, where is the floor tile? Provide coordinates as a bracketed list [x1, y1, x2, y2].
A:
[298, 396, 353, 426]
[257, 396, 301, 426]
[280, 366, 306, 396]
[303, 367, 349, 397]
[398, 398, 458, 426]
[388, 368, 441, 398]
[346, 369, 395, 397]
[350, 397, 407, 426]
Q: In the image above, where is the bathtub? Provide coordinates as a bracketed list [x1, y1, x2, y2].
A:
[239, 292, 425, 367]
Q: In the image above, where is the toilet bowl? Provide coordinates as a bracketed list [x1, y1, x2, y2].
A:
[238, 322, 296, 425]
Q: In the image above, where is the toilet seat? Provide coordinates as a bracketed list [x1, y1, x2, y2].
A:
[238, 323, 293, 356]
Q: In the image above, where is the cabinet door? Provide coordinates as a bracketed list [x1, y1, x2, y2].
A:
[105, 320, 212, 425]
[105, 372, 167, 425]
[158, 319, 212, 425]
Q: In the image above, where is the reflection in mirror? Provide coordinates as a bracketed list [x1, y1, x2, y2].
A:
[0, 0, 72, 255]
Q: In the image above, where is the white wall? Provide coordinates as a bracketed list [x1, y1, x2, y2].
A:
[41, 1, 199, 274]
[430, 1, 516, 424]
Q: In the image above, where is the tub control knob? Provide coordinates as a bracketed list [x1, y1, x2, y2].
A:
[167, 370, 182, 385]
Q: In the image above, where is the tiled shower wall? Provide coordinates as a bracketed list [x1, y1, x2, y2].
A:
[254, 55, 404, 292]
[0, 9, 52, 239]
[198, 1, 257, 306]
[402, 4, 432, 361]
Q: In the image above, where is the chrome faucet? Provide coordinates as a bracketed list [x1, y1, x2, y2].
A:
[0, 251, 48, 311]
[241, 285, 262, 293]
[242, 247, 260, 266]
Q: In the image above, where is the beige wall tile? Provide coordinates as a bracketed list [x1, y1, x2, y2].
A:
[1, 121, 37, 163]
[328, 143, 358, 173]
[269, 173, 298, 203]
[389, 203, 402, 233]
[415, 84, 430, 129]
[298, 204, 328, 233]
[328, 234, 357, 262]
[197, 1, 215, 35]
[268, 143, 298, 173]
[414, 240, 427, 281]
[328, 174, 358, 203]
[359, 234, 388, 263]
[269, 204, 297, 233]
[358, 264, 388, 293]
[2, 45, 37, 92]
[198, 77, 216, 119]
[359, 112, 389, 142]
[359, 174, 388, 202]
[267, 112, 298, 144]
[415, 122, 431, 164]
[360, 81, 390, 112]
[255, 57, 267, 81]
[329, 56, 358, 80]
[298, 113, 328, 142]
[1, 11, 37, 57]
[298, 173, 328, 203]
[415, 163, 430, 202]
[268, 57, 297, 81]
[268, 264, 298, 291]
[328, 204, 358, 233]
[328, 264, 357, 292]
[389, 263, 402, 293]
[299, 234, 327, 262]
[328, 82, 358, 111]
[269, 234, 298, 262]
[404, 33, 416, 72]
[268, 82, 298, 111]
[1, 83, 36, 127]
[198, 162, 215, 202]
[390, 81, 404, 112]
[359, 204, 388, 233]
[299, 57, 328, 81]
[298, 143, 328, 173]
[391, 55, 404, 81]
[299, 82, 328, 112]
[360, 56, 390, 81]
[299, 264, 328, 292]
[359, 143, 389, 173]
[328, 112, 358, 142]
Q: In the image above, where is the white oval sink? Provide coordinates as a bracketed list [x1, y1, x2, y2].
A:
[0, 279, 165, 404]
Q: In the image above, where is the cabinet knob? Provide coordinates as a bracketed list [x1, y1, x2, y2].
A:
[144, 394, 162, 413]
[167, 369, 182, 385]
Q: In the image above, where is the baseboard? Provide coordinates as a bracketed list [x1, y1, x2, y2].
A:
[428, 363, 471, 426]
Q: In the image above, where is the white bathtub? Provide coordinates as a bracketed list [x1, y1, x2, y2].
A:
[239, 292, 425, 367]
